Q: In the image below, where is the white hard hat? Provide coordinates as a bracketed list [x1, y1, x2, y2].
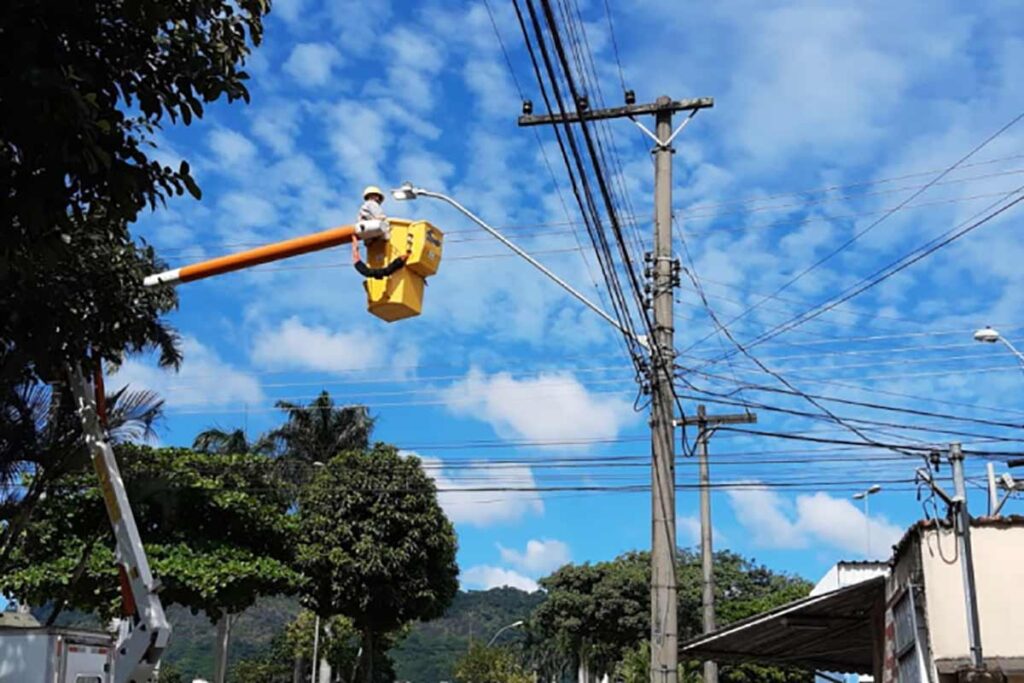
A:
[363, 185, 384, 200]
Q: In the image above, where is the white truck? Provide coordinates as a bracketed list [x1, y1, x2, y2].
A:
[0, 624, 114, 682]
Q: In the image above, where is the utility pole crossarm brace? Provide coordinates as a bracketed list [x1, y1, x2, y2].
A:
[631, 109, 698, 150]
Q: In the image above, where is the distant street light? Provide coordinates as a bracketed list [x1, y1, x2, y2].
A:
[973, 326, 1024, 370]
[852, 485, 882, 558]
[487, 620, 525, 647]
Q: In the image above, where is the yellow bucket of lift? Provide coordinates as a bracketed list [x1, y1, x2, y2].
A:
[364, 219, 444, 322]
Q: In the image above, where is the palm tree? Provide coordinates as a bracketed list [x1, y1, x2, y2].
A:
[192, 427, 272, 455]
[265, 391, 374, 462]
[263, 391, 374, 483]
[0, 377, 164, 572]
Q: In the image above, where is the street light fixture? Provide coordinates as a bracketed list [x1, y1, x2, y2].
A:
[852, 485, 882, 558]
[391, 182, 649, 351]
[487, 620, 525, 647]
[973, 326, 1024, 369]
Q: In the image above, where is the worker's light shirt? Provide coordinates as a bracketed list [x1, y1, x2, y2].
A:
[359, 199, 385, 222]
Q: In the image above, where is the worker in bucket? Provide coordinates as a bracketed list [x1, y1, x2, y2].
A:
[359, 185, 387, 227]
[351, 185, 409, 279]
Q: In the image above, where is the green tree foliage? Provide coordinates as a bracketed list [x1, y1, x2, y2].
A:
[265, 392, 375, 479]
[227, 630, 295, 683]
[155, 662, 186, 683]
[453, 643, 532, 683]
[227, 609, 364, 683]
[529, 550, 649, 677]
[192, 427, 273, 456]
[297, 446, 459, 683]
[1, 0, 271, 591]
[0, 446, 301, 623]
[1, 0, 269, 384]
[529, 549, 813, 680]
[0, 383, 163, 574]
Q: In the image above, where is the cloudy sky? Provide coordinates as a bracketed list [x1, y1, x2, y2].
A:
[121, 0, 1024, 592]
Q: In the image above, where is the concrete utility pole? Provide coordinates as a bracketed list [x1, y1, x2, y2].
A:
[950, 444, 984, 671]
[678, 405, 756, 683]
[917, 445, 985, 674]
[520, 94, 713, 683]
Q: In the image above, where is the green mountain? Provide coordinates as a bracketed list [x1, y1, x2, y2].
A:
[149, 587, 541, 681]
[391, 588, 545, 683]
[162, 596, 301, 678]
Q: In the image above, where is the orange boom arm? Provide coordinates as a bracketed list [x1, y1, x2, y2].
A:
[144, 224, 358, 286]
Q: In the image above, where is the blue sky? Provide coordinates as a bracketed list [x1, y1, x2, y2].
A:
[120, 0, 1024, 591]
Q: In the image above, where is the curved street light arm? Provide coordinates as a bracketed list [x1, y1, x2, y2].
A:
[487, 620, 525, 647]
[999, 336, 1024, 370]
[404, 186, 649, 352]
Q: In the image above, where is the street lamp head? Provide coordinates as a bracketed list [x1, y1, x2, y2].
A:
[974, 326, 1001, 343]
[391, 182, 418, 201]
[852, 492, 866, 500]
[868, 484, 882, 495]
[511, 620, 524, 628]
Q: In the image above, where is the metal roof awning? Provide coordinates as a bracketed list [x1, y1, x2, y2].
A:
[679, 576, 885, 674]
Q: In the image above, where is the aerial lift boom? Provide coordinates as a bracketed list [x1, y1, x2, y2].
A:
[143, 223, 360, 286]
[69, 366, 170, 683]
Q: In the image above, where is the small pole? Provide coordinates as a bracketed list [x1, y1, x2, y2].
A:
[213, 614, 231, 683]
[950, 443, 984, 671]
[311, 615, 320, 683]
[864, 494, 871, 558]
[678, 408, 755, 683]
[696, 406, 716, 683]
[986, 462, 998, 516]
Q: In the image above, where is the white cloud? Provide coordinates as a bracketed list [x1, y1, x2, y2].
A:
[678, 515, 706, 547]
[463, 59, 516, 119]
[110, 336, 263, 409]
[727, 5, 906, 162]
[218, 192, 278, 229]
[379, 28, 445, 111]
[273, 0, 306, 25]
[727, 486, 808, 549]
[251, 101, 302, 156]
[208, 129, 258, 169]
[325, 100, 390, 185]
[727, 484, 903, 558]
[283, 42, 342, 87]
[795, 492, 903, 557]
[462, 565, 539, 592]
[411, 453, 544, 527]
[251, 317, 387, 374]
[498, 539, 571, 575]
[442, 368, 635, 442]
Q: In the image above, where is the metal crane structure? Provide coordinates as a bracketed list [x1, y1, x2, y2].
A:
[76, 194, 630, 680]
[70, 366, 170, 683]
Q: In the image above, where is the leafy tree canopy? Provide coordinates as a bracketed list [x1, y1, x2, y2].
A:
[1, 445, 301, 622]
[297, 445, 459, 683]
[454, 643, 533, 683]
[529, 548, 813, 679]
[0, 383, 163, 575]
[1, 0, 269, 383]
